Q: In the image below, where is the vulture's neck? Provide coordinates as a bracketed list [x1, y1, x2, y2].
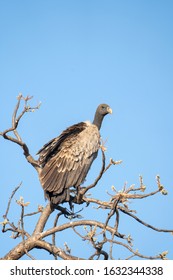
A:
[93, 113, 104, 130]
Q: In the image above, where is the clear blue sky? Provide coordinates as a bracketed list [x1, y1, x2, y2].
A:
[0, 0, 173, 260]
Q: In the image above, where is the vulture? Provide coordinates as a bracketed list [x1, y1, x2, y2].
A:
[37, 104, 112, 207]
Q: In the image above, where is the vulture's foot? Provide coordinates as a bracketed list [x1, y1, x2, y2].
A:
[54, 204, 83, 219]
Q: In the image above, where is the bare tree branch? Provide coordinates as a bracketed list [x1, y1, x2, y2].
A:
[107, 239, 165, 260]
[3, 182, 22, 221]
[0, 94, 41, 173]
[119, 207, 173, 233]
[35, 240, 84, 260]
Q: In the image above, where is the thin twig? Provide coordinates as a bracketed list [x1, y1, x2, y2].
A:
[81, 149, 106, 195]
[52, 213, 62, 260]
[3, 182, 22, 220]
[89, 249, 108, 260]
[104, 158, 122, 174]
[24, 211, 41, 217]
[107, 238, 163, 260]
[104, 196, 121, 228]
[119, 207, 173, 233]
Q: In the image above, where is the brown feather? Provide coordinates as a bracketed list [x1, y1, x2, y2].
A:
[38, 121, 100, 204]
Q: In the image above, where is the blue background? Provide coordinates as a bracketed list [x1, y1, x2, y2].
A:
[0, 0, 173, 260]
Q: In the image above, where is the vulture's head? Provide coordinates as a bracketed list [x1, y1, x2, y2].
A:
[97, 104, 112, 116]
[93, 103, 112, 130]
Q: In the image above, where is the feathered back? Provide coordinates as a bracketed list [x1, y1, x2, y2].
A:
[37, 121, 100, 204]
[37, 122, 86, 166]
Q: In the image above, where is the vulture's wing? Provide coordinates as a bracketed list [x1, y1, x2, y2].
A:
[37, 122, 85, 165]
[38, 121, 100, 196]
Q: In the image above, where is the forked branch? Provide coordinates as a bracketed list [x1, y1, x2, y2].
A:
[0, 94, 41, 172]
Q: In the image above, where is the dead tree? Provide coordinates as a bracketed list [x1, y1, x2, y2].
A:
[0, 95, 172, 260]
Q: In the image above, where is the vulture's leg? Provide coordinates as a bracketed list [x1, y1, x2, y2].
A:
[54, 204, 82, 219]
[69, 196, 74, 212]
[53, 204, 74, 217]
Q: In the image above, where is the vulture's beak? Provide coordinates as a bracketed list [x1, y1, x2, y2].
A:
[107, 107, 113, 114]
